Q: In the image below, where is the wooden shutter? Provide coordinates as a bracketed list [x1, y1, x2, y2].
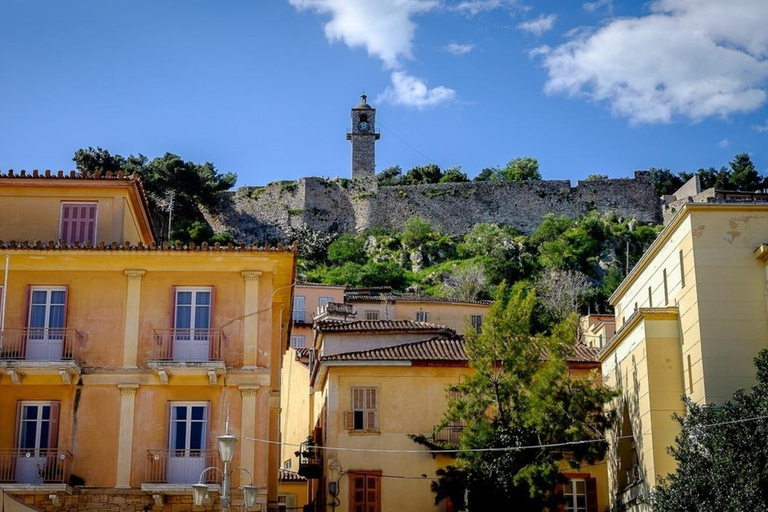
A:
[365, 389, 377, 431]
[60, 204, 73, 244]
[366, 411, 378, 431]
[586, 477, 598, 512]
[350, 474, 365, 512]
[85, 204, 97, 243]
[48, 401, 61, 450]
[61, 286, 70, 358]
[13, 401, 22, 448]
[169, 286, 177, 360]
[365, 474, 380, 512]
[208, 286, 216, 359]
[353, 388, 364, 410]
[21, 286, 31, 358]
[344, 411, 355, 430]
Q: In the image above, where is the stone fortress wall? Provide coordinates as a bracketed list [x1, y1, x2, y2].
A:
[206, 171, 661, 243]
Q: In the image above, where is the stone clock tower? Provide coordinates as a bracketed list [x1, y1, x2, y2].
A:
[347, 94, 380, 178]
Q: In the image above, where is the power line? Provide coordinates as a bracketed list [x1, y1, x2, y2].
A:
[376, 121, 434, 163]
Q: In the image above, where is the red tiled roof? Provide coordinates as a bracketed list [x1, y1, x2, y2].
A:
[0, 169, 137, 181]
[294, 347, 312, 358]
[278, 469, 306, 482]
[296, 282, 347, 288]
[314, 319, 454, 334]
[345, 293, 491, 306]
[320, 337, 599, 364]
[320, 336, 467, 362]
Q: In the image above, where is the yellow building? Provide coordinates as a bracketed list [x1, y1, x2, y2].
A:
[279, 313, 608, 512]
[600, 202, 768, 511]
[345, 290, 490, 335]
[0, 170, 296, 511]
[290, 283, 347, 349]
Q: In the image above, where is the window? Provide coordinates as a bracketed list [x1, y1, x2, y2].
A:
[687, 355, 694, 394]
[59, 202, 97, 245]
[318, 297, 334, 307]
[679, 250, 686, 288]
[26, 286, 67, 361]
[563, 479, 587, 512]
[283, 459, 292, 470]
[278, 494, 296, 512]
[290, 335, 306, 348]
[598, 334, 603, 348]
[663, 269, 669, 305]
[345, 387, 378, 431]
[15, 401, 60, 484]
[647, 286, 653, 308]
[167, 402, 209, 484]
[349, 472, 380, 512]
[415, 311, 429, 322]
[174, 288, 212, 361]
[293, 296, 305, 323]
[470, 315, 483, 334]
[364, 310, 379, 320]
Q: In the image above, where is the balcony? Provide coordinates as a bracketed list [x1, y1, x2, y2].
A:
[433, 424, 465, 445]
[142, 449, 221, 496]
[0, 328, 84, 384]
[296, 440, 322, 479]
[148, 329, 226, 385]
[0, 448, 73, 493]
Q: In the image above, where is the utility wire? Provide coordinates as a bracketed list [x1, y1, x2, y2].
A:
[376, 121, 434, 163]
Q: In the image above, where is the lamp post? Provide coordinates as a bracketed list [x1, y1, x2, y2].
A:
[192, 417, 258, 511]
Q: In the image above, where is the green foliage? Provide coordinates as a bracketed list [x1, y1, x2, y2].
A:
[377, 165, 403, 186]
[502, 157, 541, 181]
[585, 174, 608, 181]
[730, 153, 761, 191]
[439, 166, 469, 183]
[405, 164, 443, 185]
[430, 285, 618, 510]
[306, 261, 411, 289]
[73, 147, 237, 244]
[401, 216, 438, 249]
[655, 153, 766, 196]
[649, 167, 683, 196]
[652, 349, 768, 511]
[473, 167, 498, 181]
[327, 234, 367, 265]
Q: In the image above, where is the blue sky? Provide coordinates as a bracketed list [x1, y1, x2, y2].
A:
[1, 0, 767, 186]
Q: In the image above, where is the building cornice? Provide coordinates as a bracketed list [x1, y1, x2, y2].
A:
[597, 307, 679, 363]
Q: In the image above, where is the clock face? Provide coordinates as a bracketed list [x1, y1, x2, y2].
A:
[358, 121, 369, 132]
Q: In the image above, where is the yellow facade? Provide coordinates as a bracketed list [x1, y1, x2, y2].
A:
[601, 203, 768, 510]
[0, 173, 296, 511]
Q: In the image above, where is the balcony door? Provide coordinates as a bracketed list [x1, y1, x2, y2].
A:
[167, 403, 208, 483]
[26, 287, 67, 361]
[173, 288, 211, 361]
[15, 401, 59, 484]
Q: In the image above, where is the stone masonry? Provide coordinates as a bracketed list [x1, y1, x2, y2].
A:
[206, 172, 661, 243]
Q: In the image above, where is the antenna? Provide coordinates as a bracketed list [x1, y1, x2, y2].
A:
[167, 191, 175, 242]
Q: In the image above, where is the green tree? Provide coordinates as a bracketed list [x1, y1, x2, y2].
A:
[377, 165, 403, 186]
[501, 157, 541, 181]
[401, 216, 437, 249]
[730, 153, 762, 191]
[327, 234, 367, 265]
[648, 167, 683, 196]
[439, 166, 469, 183]
[404, 164, 443, 185]
[431, 284, 617, 510]
[474, 167, 499, 181]
[652, 349, 768, 511]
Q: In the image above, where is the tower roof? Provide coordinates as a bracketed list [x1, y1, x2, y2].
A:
[354, 94, 373, 110]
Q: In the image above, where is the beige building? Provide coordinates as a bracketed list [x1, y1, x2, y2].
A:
[600, 202, 768, 510]
[345, 290, 490, 335]
[290, 284, 346, 350]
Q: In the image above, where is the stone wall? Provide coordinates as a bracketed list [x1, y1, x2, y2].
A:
[206, 172, 661, 242]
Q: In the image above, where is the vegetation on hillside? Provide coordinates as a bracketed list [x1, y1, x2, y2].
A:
[299, 211, 661, 316]
[649, 153, 764, 196]
[73, 147, 237, 244]
[378, 157, 541, 186]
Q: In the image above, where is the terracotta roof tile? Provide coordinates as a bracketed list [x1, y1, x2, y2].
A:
[320, 336, 467, 362]
[314, 319, 454, 334]
[0, 240, 296, 253]
[0, 169, 137, 181]
[278, 469, 306, 482]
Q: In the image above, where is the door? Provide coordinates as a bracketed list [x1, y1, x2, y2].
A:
[26, 287, 66, 361]
[167, 403, 208, 483]
[349, 472, 380, 512]
[16, 402, 59, 484]
[174, 289, 211, 361]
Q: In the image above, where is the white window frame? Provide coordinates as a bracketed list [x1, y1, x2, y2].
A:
[59, 202, 98, 245]
[318, 297, 334, 307]
[470, 315, 483, 334]
[415, 311, 429, 322]
[293, 296, 305, 322]
[168, 401, 209, 454]
[347, 387, 378, 432]
[17, 401, 53, 451]
[277, 494, 296, 512]
[174, 287, 212, 331]
[364, 310, 379, 320]
[564, 478, 588, 512]
[290, 335, 306, 348]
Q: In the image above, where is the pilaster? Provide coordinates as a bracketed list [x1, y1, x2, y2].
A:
[241, 271, 262, 366]
[239, 385, 259, 482]
[122, 270, 146, 367]
[115, 384, 139, 488]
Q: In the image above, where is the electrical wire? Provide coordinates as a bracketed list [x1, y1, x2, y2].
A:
[376, 121, 434, 163]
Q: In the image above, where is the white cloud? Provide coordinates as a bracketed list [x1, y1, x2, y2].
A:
[517, 13, 557, 36]
[451, 0, 522, 17]
[718, 138, 730, 148]
[288, 0, 438, 68]
[540, 0, 768, 124]
[754, 120, 768, 133]
[445, 43, 475, 56]
[528, 45, 551, 58]
[583, 0, 613, 14]
[377, 71, 456, 109]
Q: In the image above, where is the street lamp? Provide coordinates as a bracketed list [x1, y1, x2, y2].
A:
[192, 417, 259, 510]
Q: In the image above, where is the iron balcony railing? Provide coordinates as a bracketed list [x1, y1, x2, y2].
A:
[433, 424, 465, 445]
[150, 329, 225, 362]
[0, 328, 84, 364]
[0, 449, 73, 484]
[296, 440, 322, 479]
[144, 449, 221, 485]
